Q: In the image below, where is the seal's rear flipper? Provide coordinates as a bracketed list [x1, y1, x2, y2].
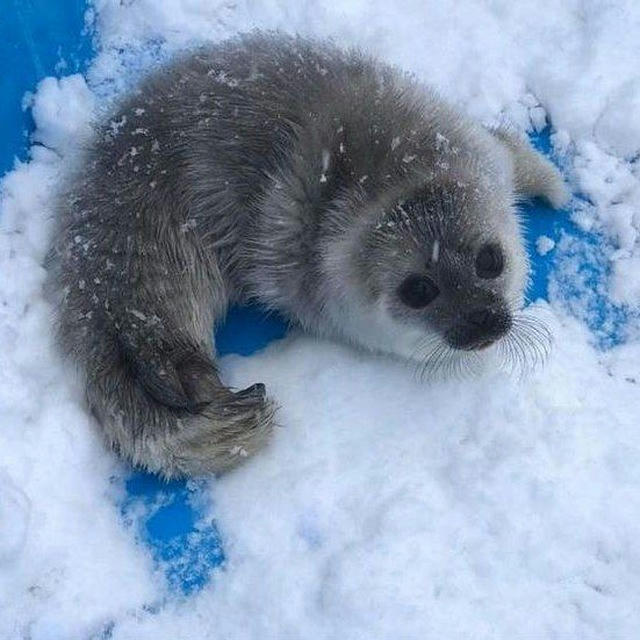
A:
[492, 127, 571, 209]
[107, 330, 275, 476]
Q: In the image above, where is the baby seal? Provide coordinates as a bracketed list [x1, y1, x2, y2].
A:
[47, 33, 569, 477]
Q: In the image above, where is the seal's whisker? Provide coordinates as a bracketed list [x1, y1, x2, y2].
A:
[516, 315, 552, 363]
[423, 342, 449, 381]
[496, 311, 552, 377]
[410, 335, 443, 382]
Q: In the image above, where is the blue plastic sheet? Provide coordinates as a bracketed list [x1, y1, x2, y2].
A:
[0, 0, 92, 176]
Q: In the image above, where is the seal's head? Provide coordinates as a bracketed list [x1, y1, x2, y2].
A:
[324, 174, 549, 375]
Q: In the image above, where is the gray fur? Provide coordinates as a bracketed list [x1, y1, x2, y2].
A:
[46, 33, 569, 478]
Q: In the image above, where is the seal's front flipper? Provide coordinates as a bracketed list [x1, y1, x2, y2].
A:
[492, 127, 570, 209]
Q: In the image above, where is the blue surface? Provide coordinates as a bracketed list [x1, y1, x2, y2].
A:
[216, 305, 290, 356]
[0, 0, 92, 177]
[1, 0, 631, 597]
[521, 129, 573, 302]
[525, 128, 631, 346]
[122, 473, 226, 594]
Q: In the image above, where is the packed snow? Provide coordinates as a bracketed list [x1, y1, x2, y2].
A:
[1, 1, 640, 638]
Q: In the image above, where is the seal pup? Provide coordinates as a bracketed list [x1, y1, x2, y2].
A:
[46, 33, 569, 477]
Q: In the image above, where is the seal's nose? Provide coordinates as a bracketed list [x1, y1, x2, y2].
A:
[465, 308, 507, 333]
[464, 307, 512, 338]
[446, 307, 512, 350]
[466, 308, 492, 328]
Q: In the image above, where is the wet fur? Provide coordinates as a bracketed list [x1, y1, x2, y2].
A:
[46, 33, 569, 477]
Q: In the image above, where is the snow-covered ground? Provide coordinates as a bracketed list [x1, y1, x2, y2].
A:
[2, 1, 640, 638]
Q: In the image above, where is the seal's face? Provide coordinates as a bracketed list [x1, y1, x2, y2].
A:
[338, 178, 543, 372]
[393, 240, 514, 351]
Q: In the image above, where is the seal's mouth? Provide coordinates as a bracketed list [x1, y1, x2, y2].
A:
[473, 338, 499, 351]
[419, 310, 552, 379]
[448, 335, 503, 352]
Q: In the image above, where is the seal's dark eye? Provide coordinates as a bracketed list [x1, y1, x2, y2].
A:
[397, 274, 440, 309]
[476, 244, 504, 279]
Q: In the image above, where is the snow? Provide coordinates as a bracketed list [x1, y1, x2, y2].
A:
[611, 255, 640, 307]
[536, 235, 555, 256]
[1, 0, 640, 638]
[28, 75, 96, 156]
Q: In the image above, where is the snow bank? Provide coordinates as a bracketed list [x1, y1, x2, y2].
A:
[1, 0, 640, 638]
